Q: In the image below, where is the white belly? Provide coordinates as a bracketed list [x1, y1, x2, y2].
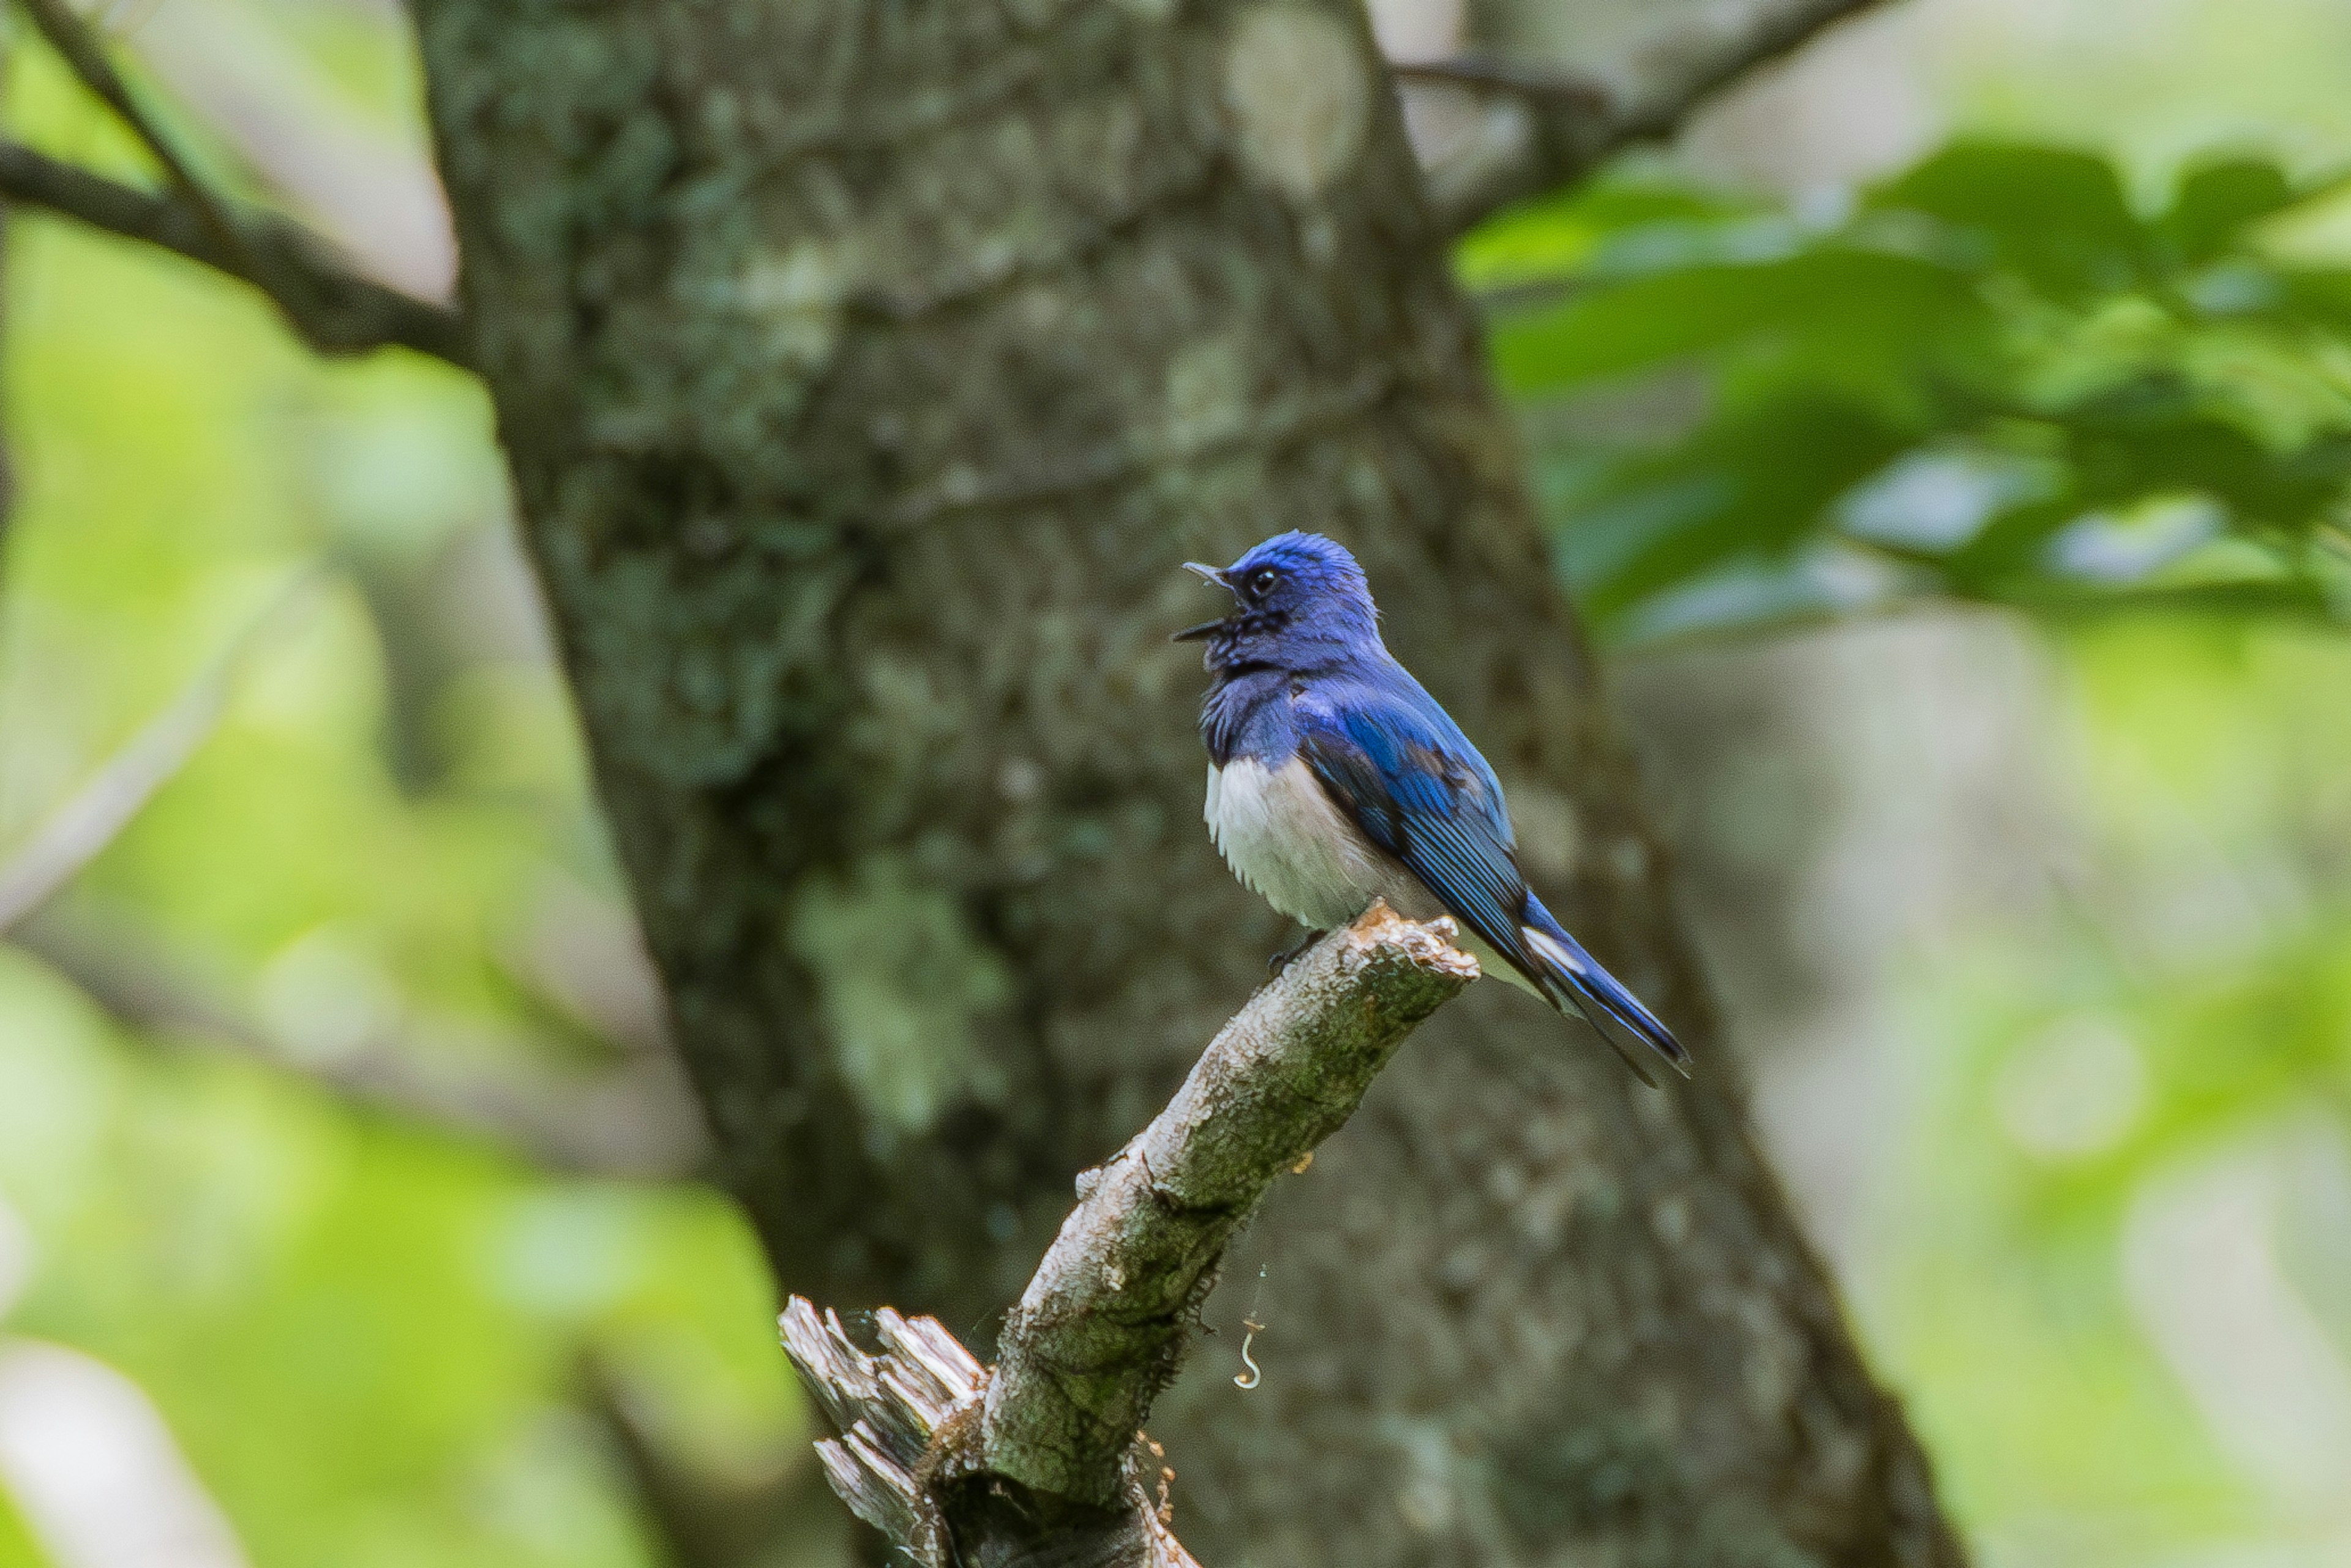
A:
[1203, 758, 1547, 1003]
[1205, 757, 1428, 931]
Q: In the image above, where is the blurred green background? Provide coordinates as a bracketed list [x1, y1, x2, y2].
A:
[5, 1, 2351, 1565]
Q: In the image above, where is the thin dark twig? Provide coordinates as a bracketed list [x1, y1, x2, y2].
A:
[16, 0, 254, 270]
[1390, 55, 1610, 109]
[1393, 0, 1896, 235]
[0, 140, 471, 366]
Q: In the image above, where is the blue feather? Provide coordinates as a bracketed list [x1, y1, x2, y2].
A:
[1185, 530, 1690, 1086]
[1515, 900, 1690, 1086]
[1294, 677, 1690, 1085]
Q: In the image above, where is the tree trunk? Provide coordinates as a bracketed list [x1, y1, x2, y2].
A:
[411, 2, 1962, 1562]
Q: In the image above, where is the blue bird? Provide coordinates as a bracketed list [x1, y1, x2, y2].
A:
[1175, 531, 1690, 1086]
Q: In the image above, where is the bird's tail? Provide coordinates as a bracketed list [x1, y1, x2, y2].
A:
[1518, 896, 1692, 1087]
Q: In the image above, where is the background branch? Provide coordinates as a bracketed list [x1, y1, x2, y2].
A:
[782, 904, 1477, 1565]
[1396, 0, 1895, 235]
[117, 0, 459, 300]
[0, 140, 470, 366]
[0, 572, 313, 936]
[10, 906, 710, 1177]
[0, 563, 695, 1176]
[16, 0, 253, 266]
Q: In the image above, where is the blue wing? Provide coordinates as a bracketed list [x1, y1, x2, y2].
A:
[1292, 678, 1526, 956]
[1294, 673, 1690, 1085]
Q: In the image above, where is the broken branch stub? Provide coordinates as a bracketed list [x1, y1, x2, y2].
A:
[778, 1298, 984, 1560]
[782, 902, 1474, 1564]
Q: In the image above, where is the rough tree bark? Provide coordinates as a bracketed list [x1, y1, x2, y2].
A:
[411, 2, 1962, 1564]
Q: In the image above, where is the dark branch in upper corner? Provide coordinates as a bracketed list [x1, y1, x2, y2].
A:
[18, 0, 257, 264]
[10, 0, 468, 366]
[779, 902, 1477, 1566]
[1393, 0, 1897, 237]
[0, 140, 471, 367]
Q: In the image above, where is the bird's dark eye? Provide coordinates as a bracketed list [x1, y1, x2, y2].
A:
[1249, 568, 1279, 597]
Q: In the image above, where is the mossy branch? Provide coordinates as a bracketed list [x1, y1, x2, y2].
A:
[779, 902, 1476, 1565]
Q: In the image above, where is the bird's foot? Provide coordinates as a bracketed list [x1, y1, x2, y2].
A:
[1267, 929, 1324, 977]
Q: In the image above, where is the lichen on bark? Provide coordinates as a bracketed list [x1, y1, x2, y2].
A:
[412, 1, 1965, 1562]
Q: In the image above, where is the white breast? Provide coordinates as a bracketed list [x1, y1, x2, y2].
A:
[1202, 759, 1543, 1002]
[1205, 757, 1421, 931]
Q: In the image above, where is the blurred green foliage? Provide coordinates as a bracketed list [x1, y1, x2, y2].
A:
[2, 3, 2351, 1568]
[1474, 127, 2351, 1561]
[1475, 143, 2351, 647]
[1865, 620, 2351, 1564]
[0, 18, 803, 1568]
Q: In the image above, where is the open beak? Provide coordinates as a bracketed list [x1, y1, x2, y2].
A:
[1174, 561, 1234, 641]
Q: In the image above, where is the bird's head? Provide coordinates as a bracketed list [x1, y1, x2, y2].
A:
[1174, 531, 1380, 670]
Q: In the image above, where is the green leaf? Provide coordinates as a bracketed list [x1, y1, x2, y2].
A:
[1491, 245, 1981, 396]
[1869, 141, 2151, 299]
[1568, 396, 1915, 623]
[2159, 154, 2298, 266]
[1458, 177, 1742, 293]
